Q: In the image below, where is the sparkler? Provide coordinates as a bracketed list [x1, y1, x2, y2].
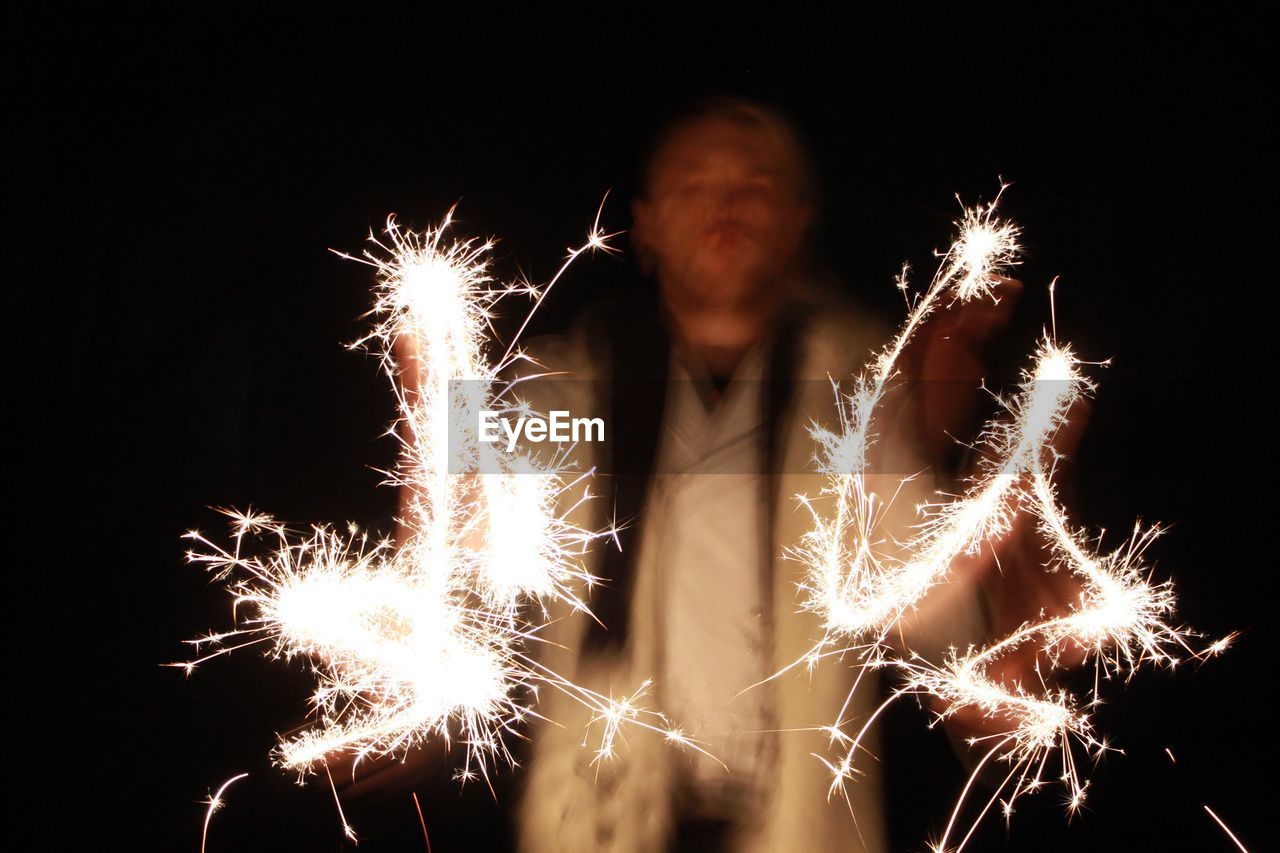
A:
[178, 203, 706, 810]
[794, 189, 1232, 851]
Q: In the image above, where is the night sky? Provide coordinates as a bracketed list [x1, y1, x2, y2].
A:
[9, 6, 1272, 851]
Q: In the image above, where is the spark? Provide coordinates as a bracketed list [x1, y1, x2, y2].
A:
[179, 204, 689, 797]
[412, 791, 433, 853]
[201, 772, 249, 853]
[797, 187, 1023, 638]
[789, 189, 1230, 851]
[1204, 804, 1250, 853]
[585, 680, 652, 765]
[325, 761, 358, 841]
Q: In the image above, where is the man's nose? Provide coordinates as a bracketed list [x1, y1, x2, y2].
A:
[712, 185, 748, 217]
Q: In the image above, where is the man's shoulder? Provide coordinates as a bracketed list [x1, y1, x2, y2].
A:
[794, 287, 894, 380]
[509, 327, 599, 382]
[509, 288, 663, 382]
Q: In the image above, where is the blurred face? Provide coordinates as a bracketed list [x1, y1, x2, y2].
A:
[633, 115, 811, 312]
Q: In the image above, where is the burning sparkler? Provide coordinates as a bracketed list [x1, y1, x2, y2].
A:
[793, 189, 1231, 852]
[178, 202, 707, 812]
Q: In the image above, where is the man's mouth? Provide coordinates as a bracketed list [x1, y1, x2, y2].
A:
[702, 222, 750, 245]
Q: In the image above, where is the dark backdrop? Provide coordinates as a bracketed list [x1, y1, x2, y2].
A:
[8, 5, 1272, 852]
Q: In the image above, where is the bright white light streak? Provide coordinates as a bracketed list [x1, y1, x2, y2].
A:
[201, 772, 248, 853]
[788, 189, 1231, 851]
[1204, 804, 1250, 853]
[178, 203, 702, 811]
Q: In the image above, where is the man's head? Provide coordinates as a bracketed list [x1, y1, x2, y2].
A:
[631, 98, 816, 317]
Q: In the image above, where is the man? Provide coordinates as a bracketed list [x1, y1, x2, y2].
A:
[353, 95, 1074, 851]
[511, 97, 1011, 853]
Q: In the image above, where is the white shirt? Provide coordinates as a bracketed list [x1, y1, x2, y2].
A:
[646, 344, 775, 817]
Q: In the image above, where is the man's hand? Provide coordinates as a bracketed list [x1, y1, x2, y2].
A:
[934, 397, 1093, 741]
[909, 276, 1023, 466]
[324, 739, 449, 801]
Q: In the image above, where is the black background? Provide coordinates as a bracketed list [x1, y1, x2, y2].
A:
[8, 4, 1273, 851]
